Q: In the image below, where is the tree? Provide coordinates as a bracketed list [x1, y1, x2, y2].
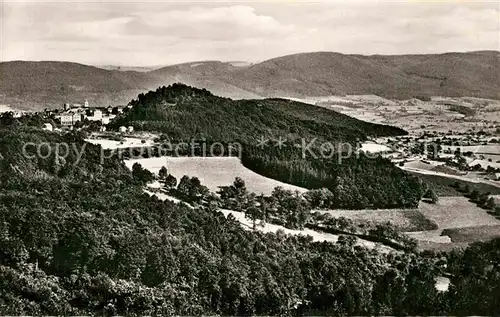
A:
[452, 181, 461, 190]
[0, 112, 15, 126]
[245, 206, 262, 230]
[463, 184, 471, 194]
[494, 206, 500, 216]
[486, 197, 496, 210]
[164, 174, 177, 189]
[256, 194, 269, 223]
[188, 177, 210, 203]
[176, 175, 209, 203]
[337, 235, 357, 248]
[87, 121, 101, 132]
[217, 177, 249, 211]
[423, 189, 438, 204]
[158, 166, 168, 180]
[469, 189, 480, 201]
[303, 188, 334, 209]
[275, 190, 311, 229]
[177, 175, 191, 195]
[233, 177, 248, 200]
[477, 192, 490, 206]
[132, 163, 154, 184]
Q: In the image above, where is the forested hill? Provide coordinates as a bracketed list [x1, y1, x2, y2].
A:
[110, 83, 406, 144]
[110, 84, 425, 210]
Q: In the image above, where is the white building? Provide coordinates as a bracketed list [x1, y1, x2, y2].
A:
[86, 109, 103, 121]
[42, 123, 53, 131]
[119, 126, 127, 133]
[12, 111, 27, 118]
[59, 114, 73, 126]
[127, 126, 134, 133]
[84, 99, 89, 108]
[72, 113, 82, 123]
[58, 113, 82, 126]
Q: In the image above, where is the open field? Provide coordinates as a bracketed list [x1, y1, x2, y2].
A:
[125, 156, 307, 195]
[467, 158, 500, 169]
[409, 172, 500, 196]
[402, 167, 500, 196]
[0, 104, 17, 112]
[319, 197, 500, 251]
[406, 197, 500, 250]
[404, 160, 445, 171]
[443, 145, 500, 155]
[442, 225, 500, 243]
[406, 230, 452, 244]
[317, 207, 437, 232]
[296, 95, 500, 134]
[418, 196, 500, 229]
[476, 153, 500, 163]
[144, 190, 184, 205]
[360, 142, 392, 153]
[86, 137, 155, 149]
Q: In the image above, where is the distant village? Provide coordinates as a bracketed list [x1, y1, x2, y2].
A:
[371, 131, 500, 181]
[36, 99, 134, 133]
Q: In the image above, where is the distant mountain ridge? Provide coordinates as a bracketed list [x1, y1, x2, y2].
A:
[1, 51, 499, 111]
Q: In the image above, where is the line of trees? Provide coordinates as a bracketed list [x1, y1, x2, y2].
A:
[154, 172, 420, 250]
[215, 177, 418, 250]
[451, 181, 499, 214]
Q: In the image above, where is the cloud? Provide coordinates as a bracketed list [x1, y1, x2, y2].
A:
[123, 6, 295, 41]
[1, 1, 498, 66]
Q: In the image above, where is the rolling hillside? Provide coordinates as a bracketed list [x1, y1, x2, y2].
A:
[0, 123, 491, 316]
[0, 61, 159, 110]
[242, 51, 499, 98]
[1, 51, 499, 111]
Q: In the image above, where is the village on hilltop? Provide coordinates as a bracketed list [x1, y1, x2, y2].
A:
[36, 99, 134, 133]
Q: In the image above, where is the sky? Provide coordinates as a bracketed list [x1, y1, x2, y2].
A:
[1, 0, 499, 66]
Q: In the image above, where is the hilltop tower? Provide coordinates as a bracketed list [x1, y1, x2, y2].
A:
[84, 99, 89, 108]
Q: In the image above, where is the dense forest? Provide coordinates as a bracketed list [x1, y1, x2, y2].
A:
[241, 144, 425, 209]
[1, 119, 500, 315]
